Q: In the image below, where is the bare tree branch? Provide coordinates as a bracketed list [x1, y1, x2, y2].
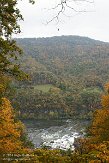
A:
[47, 0, 94, 24]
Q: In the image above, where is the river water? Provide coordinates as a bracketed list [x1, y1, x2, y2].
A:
[22, 119, 88, 150]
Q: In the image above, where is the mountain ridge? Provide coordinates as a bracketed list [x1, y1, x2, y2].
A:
[16, 35, 109, 46]
[14, 35, 109, 120]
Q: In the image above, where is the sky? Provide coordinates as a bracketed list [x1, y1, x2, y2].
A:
[14, 0, 109, 42]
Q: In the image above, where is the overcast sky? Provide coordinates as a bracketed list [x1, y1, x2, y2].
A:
[15, 0, 109, 42]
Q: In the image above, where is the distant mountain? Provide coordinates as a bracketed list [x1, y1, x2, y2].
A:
[16, 35, 106, 45]
[16, 35, 109, 83]
[14, 36, 109, 119]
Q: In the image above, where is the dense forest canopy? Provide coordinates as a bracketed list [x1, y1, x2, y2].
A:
[12, 35, 109, 120]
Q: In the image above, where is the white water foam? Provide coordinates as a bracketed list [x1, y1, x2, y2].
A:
[28, 126, 80, 150]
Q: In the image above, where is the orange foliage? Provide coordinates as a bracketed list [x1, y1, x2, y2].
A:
[89, 109, 109, 143]
[0, 98, 24, 153]
[102, 95, 109, 109]
[75, 83, 109, 162]
[89, 83, 109, 142]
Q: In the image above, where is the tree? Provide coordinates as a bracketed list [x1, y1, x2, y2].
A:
[72, 83, 109, 162]
[0, 72, 13, 99]
[0, 98, 24, 153]
[0, 0, 34, 78]
[80, 88, 102, 111]
[0, 1, 35, 156]
[88, 83, 109, 143]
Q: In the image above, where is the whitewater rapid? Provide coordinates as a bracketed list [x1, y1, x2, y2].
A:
[23, 119, 86, 150]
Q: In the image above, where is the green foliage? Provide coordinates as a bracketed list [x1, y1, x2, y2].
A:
[0, 0, 34, 79]
[13, 88, 70, 120]
[80, 88, 102, 111]
[34, 84, 54, 93]
[0, 0, 21, 77]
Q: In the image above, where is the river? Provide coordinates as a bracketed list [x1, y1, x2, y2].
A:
[22, 119, 88, 150]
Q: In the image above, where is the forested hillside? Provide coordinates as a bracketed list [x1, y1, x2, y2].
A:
[13, 36, 109, 119]
[1, 0, 109, 162]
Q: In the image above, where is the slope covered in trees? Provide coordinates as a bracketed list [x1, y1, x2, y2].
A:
[13, 36, 109, 119]
[1, 0, 109, 161]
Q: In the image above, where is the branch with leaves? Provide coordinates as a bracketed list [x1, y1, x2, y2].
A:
[0, 0, 34, 79]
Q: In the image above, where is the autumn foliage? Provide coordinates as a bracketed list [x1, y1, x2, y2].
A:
[73, 83, 109, 162]
[0, 97, 24, 153]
